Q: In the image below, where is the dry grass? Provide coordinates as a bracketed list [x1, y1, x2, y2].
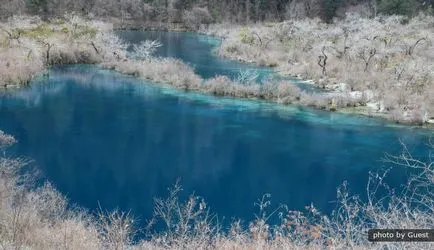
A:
[1, 130, 434, 250]
[0, 135, 102, 249]
[0, 15, 104, 86]
[204, 13, 434, 124]
[103, 58, 202, 91]
[0, 46, 44, 86]
[2, 14, 428, 125]
[105, 57, 347, 110]
[0, 14, 375, 124]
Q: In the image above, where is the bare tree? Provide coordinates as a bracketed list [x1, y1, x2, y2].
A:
[0, 25, 22, 44]
[237, 69, 259, 85]
[148, 180, 218, 246]
[251, 31, 276, 49]
[357, 46, 377, 72]
[132, 40, 162, 61]
[183, 7, 213, 30]
[394, 63, 406, 81]
[368, 0, 377, 18]
[303, 0, 321, 18]
[40, 40, 54, 66]
[93, 32, 129, 61]
[97, 208, 135, 250]
[404, 37, 427, 57]
[317, 46, 328, 76]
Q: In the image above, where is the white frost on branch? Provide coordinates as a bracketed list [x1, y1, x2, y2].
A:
[132, 40, 162, 61]
[237, 69, 259, 85]
[93, 32, 128, 61]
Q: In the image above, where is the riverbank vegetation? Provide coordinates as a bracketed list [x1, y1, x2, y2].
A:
[1, 11, 434, 125]
[105, 54, 367, 115]
[1, 130, 434, 249]
[204, 13, 434, 124]
[0, 15, 110, 86]
[0, 14, 365, 120]
[2, 1, 434, 26]
[1, 2, 434, 249]
[1, 1, 434, 126]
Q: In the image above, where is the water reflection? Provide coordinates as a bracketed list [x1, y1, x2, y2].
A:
[0, 66, 430, 229]
[118, 31, 274, 82]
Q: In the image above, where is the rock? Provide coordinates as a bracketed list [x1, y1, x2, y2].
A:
[366, 101, 385, 112]
[337, 83, 347, 91]
[349, 91, 363, 99]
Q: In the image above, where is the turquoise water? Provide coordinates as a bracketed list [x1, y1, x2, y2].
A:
[0, 32, 431, 230]
[118, 31, 322, 92]
[118, 30, 274, 82]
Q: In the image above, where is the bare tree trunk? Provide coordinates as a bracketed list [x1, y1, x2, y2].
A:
[318, 46, 328, 76]
[245, 0, 251, 23]
[42, 42, 54, 65]
[358, 48, 376, 72]
[254, 0, 261, 22]
[369, 0, 377, 18]
[407, 37, 426, 57]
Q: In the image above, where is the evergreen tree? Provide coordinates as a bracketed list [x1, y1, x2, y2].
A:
[25, 0, 48, 15]
[378, 0, 417, 16]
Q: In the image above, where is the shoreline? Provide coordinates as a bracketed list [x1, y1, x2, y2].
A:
[201, 20, 434, 127]
[3, 63, 433, 131]
[1, 17, 433, 127]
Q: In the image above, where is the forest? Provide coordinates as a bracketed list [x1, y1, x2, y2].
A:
[0, 0, 434, 249]
[2, 0, 434, 23]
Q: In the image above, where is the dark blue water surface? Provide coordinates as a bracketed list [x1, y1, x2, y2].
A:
[0, 32, 432, 230]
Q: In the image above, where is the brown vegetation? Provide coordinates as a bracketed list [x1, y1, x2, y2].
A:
[1, 131, 433, 249]
[1, 14, 432, 125]
[204, 13, 434, 124]
[0, 15, 107, 86]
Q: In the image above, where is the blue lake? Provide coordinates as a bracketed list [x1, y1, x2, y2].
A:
[0, 32, 431, 229]
[118, 30, 274, 81]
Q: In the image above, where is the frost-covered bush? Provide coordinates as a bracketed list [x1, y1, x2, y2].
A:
[0, 47, 44, 86]
[203, 76, 233, 96]
[104, 58, 202, 90]
[276, 82, 301, 104]
[1, 128, 434, 250]
[183, 7, 213, 30]
[132, 40, 162, 61]
[93, 32, 128, 61]
[0, 14, 106, 85]
[205, 13, 434, 124]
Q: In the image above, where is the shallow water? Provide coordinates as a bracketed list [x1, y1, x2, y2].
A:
[119, 30, 323, 92]
[118, 30, 274, 81]
[0, 32, 432, 230]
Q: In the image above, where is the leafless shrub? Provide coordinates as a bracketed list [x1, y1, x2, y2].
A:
[104, 57, 202, 91]
[276, 82, 301, 104]
[1, 130, 434, 249]
[236, 69, 259, 85]
[93, 32, 128, 61]
[132, 40, 162, 61]
[0, 131, 102, 249]
[0, 47, 44, 86]
[203, 75, 233, 96]
[48, 43, 100, 65]
[147, 180, 218, 248]
[0, 14, 106, 85]
[260, 81, 279, 99]
[97, 208, 135, 250]
[300, 93, 329, 109]
[0, 130, 16, 149]
[205, 13, 434, 124]
[183, 7, 213, 31]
